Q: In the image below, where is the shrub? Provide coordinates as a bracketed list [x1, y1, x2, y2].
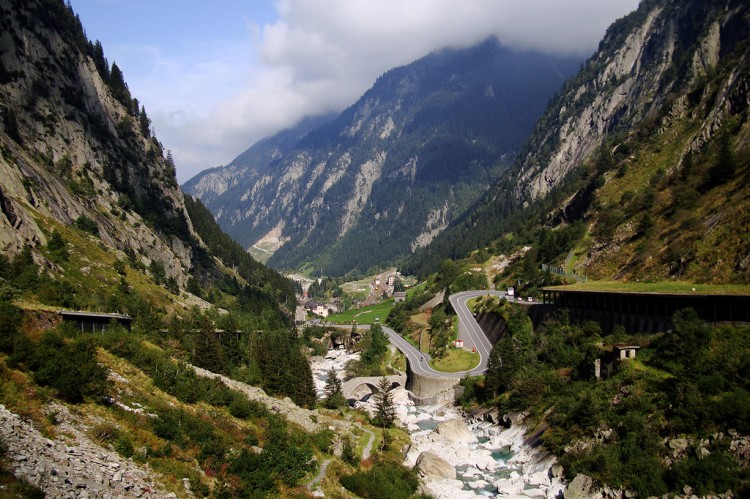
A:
[29, 332, 108, 403]
[74, 215, 99, 236]
[341, 459, 420, 499]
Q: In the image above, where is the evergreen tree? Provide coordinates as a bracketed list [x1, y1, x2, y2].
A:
[361, 322, 388, 367]
[193, 324, 227, 375]
[90, 40, 109, 82]
[373, 376, 396, 429]
[139, 105, 151, 138]
[708, 129, 736, 187]
[108, 62, 132, 109]
[323, 368, 346, 409]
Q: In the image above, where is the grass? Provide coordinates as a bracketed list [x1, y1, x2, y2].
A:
[326, 300, 394, 325]
[546, 280, 750, 295]
[430, 348, 480, 372]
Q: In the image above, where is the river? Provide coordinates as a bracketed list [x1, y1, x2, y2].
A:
[310, 348, 566, 498]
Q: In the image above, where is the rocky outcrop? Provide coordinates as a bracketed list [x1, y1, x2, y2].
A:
[565, 474, 596, 499]
[0, 403, 178, 498]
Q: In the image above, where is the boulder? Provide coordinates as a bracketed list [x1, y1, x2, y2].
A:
[526, 470, 551, 488]
[494, 477, 525, 496]
[565, 474, 595, 499]
[435, 419, 478, 446]
[416, 451, 456, 480]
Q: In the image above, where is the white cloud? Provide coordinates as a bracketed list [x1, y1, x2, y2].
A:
[140, 0, 639, 182]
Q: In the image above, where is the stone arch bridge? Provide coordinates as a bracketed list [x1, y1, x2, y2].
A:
[342, 375, 406, 403]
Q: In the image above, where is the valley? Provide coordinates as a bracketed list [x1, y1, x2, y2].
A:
[1, 0, 749, 497]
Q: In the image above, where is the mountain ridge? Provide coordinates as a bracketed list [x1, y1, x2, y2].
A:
[185, 39, 581, 276]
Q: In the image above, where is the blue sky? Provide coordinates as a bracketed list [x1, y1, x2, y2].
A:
[68, 0, 639, 182]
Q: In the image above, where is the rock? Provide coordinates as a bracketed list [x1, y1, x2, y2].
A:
[668, 438, 689, 457]
[462, 467, 481, 478]
[565, 474, 595, 499]
[436, 419, 478, 446]
[416, 451, 457, 480]
[551, 464, 564, 478]
[526, 470, 550, 488]
[494, 477, 525, 496]
[524, 487, 546, 497]
[468, 479, 489, 489]
[456, 446, 471, 459]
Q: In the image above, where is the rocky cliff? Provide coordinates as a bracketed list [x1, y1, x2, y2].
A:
[185, 39, 581, 276]
[0, 0, 203, 288]
[409, 0, 750, 283]
[515, 0, 749, 201]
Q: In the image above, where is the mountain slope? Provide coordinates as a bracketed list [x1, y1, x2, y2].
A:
[0, 0, 294, 312]
[185, 39, 581, 276]
[407, 0, 750, 284]
[182, 113, 336, 207]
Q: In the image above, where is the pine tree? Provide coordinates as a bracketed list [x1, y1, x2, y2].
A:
[323, 368, 346, 409]
[373, 377, 396, 429]
[108, 62, 132, 109]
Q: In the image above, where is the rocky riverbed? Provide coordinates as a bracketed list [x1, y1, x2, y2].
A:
[310, 349, 567, 498]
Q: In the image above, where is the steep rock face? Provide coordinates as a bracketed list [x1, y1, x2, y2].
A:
[186, 39, 580, 275]
[0, 0, 199, 286]
[515, 0, 748, 201]
[405, 0, 750, 282]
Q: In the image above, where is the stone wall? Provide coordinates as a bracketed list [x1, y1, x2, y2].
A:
[406, 367, 460, 406]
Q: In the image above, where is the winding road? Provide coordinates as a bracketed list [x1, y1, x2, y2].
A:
[336, 290, 507, 378]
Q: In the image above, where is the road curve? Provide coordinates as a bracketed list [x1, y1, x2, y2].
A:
[329, 290, 506, 378]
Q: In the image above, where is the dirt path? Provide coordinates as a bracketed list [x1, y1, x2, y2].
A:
[306, 458, 331, 490]
[361, 427, 376, 460]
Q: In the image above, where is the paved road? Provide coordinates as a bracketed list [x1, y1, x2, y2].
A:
[330, 290, 507, 378]
[448, 290, 507, 375]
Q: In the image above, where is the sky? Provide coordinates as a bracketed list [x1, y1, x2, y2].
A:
[68, 0, 640, 183]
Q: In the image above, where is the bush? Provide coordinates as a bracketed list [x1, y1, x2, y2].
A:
[29, 332, 108, 403]
[74, 215, 99, 236]
[341, 459, 420, 499]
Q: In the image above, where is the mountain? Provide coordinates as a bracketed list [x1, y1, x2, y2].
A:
[182, 113, 336, 207]
[0, 0, 294, 313]
[407, 0, 750, 284]
[184, 39, 581, 275]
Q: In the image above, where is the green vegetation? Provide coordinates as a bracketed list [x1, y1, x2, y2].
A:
[429, 347, 479, 372]
[341, 459, 421, 498]
[327, 300, 394, 325]
[406, 0, 750, 290]
[0, 298, 382, 497]
[463, 300, 750, 496]
[549, 281, 750, 296]
[323, 368, 347, 409]
[346, 323, 391, 377]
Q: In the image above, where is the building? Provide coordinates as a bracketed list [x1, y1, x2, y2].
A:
[393, 291, 407, 303]
[313, 305, 330, 318]
[58, 310, 132, 332]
